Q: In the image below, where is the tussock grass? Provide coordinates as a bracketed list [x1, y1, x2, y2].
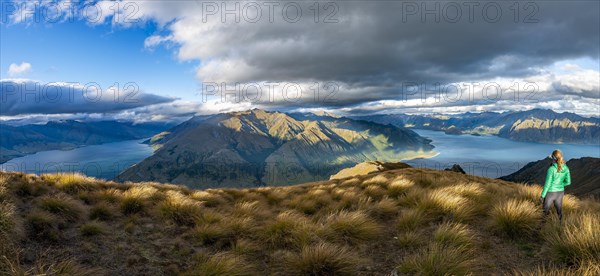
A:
[362, 174, 388, 186]
[0, 203, 15, 236]
[386, 176, 415, 198]
[514, 260, 600, 276]
[397, 244, 474, 275]
[543, 212, 600, 264]
[12, 178, 48, 197]
[416, 189, 475, 221]
[2, 259, 102, 275]
[38, 195, 84, 222]
[261, 211, 315, 249]
[25, 210, 61, 241]
[397, 208, 428, 231]
[159, 191, 202, 226]
[2, 168, 600, 275]
[322, 210, 381, 243]
[368, 197, 398, 219]
[340, 178, 361, 187]
[191, 223, 236, 248]
[89, 202, 115, 221]
[120, 186, 159, 214]
[396, 231, 424, 249]
[184, 253, 256, 276]
[515, 184, 543, 203]
[80, 221, 106, 236]
[364, 185, 386, 200]
[489, 199, 540, 238]
[43, 173, 97, 194]
[439, 182, 485, 199]
[279, 242, 364, 276]
[433, 222, 474, 248]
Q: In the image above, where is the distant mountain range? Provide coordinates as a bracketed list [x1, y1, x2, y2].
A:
[0, 120, 173, 163]
[499, 157, 600, 197]
[116, 109, 434, 188]
[354, 108, 600, 144]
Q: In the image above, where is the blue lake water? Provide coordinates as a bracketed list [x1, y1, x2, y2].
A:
[0, 139, 154, 180]
[405, 129, 600, 178]
[1, 130, 598, 180]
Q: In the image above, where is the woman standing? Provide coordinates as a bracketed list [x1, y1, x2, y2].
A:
[540, 149, 571, 222]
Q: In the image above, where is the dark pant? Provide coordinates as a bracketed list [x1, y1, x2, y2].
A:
[543, 191, 564, 221]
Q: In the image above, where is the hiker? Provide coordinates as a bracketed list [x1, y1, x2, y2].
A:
[540, 149, 571, 222]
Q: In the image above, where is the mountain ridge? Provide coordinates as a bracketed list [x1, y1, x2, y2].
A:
[353, 108, 600, 144]
[116, 109, 435, 188]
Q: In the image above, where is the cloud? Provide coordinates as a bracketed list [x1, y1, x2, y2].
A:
[0, 79, 175, 116]
[4, 1, 600, 117]
[8, 62, 32, 76]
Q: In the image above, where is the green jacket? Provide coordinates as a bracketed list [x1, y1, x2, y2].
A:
[541, 163, 571, 198]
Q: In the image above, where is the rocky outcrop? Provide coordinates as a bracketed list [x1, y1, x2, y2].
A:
[330, 161, 412, 180]
[444, 164, 466, 174]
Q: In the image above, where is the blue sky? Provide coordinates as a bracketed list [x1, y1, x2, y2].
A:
[1, 17, 198, 100]
[0, 1, 598, 121]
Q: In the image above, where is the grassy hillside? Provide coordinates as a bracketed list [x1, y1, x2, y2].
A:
[1, 167, 599, 275]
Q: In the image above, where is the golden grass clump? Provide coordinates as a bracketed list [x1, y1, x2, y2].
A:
[279, 242, 365, 275]
[159, 191, 202, 226]
[368, 197, 399, 220]
[397, 244, 474, 275]
[362, 174, 388, 187]
[396, 208, 427, 231]
[543, 212, 600, 264]
[513, 260, 600, 276]
[38, 195, 84, 222]
[322, 210, 381, 243]
[396, 231, 425, 249]
[25, 210, 61, 241]
[387, 176, 415, 198]
[416, 189, 475, 221]
[339, 178, 361, 187]
[42, 173, 97, 194]
[363, 185, 387, 200]
[191, 223, 235, 248]
[184, 253, 256, 276]
[261, 210, 316, 249]
[120, 185, 159, 214]
[489, 199, 540, 238]
[89, 202, 115, 221]
[2, 259, 103, 276]
[0, 203, 15, 238]
[80, 221, 106, 236]
[191, 191, 226, 207]
[439, 182, 485, 199]
[433, 222, 474, 248]
[515, 184, 543, 203]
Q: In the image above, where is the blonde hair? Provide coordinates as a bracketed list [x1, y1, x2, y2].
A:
[552, 149, 565, 173]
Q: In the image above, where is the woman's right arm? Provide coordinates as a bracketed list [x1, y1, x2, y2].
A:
[541, 167, 553, 198]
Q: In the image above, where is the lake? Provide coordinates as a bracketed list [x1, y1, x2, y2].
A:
[405, 129, 600, 178]
[1, 130, 598, 180]
[0, 139, 154, 180]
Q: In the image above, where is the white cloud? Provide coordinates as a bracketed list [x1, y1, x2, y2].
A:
[8, 62, 32, 76]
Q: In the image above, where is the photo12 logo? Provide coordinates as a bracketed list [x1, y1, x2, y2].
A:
[197, 1, 339, 23]
[201, 81, 341, 104]
[400, 1, 539, 23]
[1, 0, 140, 24]
[0, 81, 141, 105]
